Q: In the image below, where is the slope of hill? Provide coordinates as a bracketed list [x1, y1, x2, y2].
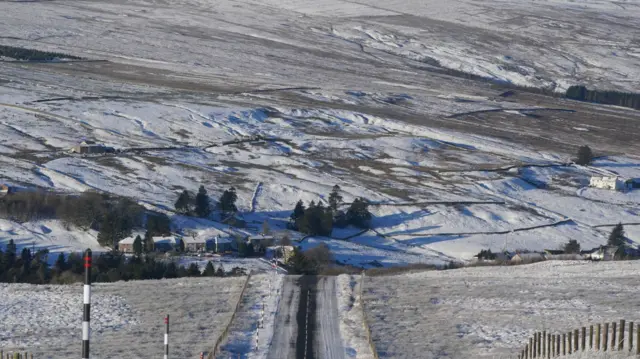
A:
[363, 260, 640, 358]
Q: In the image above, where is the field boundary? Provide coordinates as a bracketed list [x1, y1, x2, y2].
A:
[360, 272, 380, 359]
[207, 272, 252, 359]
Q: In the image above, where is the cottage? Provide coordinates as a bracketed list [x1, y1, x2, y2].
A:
[71, 141, 113, 155]
[206, 236, 233, 253]
[118, 236, 137, 253]
[589, 176, 626, 191]
[153, 236, 178, 252]
[183, 236, 207, 252]
[511, 252, 545, 264]
[266, 245, 295, 264]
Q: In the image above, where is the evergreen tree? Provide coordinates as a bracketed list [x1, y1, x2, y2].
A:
[177, 238, 185, 252]
[563, 239, 581, 254]
[37, 261, 50, 284]
[187, 263, 201, 276]
[164, 262, 178, 278]
[195, 185, 211, 218]
[174, 190, 192, 214]
[215, 264, 225, 277]
[290, 200, 306, 229]
[346, 198, 372, 229]
[576, 145, 594, 165]
[144, 230, 155, 252]
[147, 214, 171, 236]
[328, 185, 343, 212]
[133, 235, 143, 257]
[55, 252, 67, 272]
[177, 265, 188, 278]
[202, 261, 216, 276]
[21, 247, 32, 264]
[608, 223, 626, 246]
[218, 187, 238, 218]
[4, 239, 16, 269]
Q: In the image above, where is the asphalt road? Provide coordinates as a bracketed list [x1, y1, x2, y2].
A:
[267, 276, 345, 359]
[314, 276, 345, 359]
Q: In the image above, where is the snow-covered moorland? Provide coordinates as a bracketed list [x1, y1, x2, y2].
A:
[363, 261, 640, 358]
[0, 0, 639, 268]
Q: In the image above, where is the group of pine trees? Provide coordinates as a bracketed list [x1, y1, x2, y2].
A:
[562, 223, 628, 256]
[289, 185, 372, 236]
[0, 239, 245, 284]
[175, 186, 237, 219]
[0, 191, 146, 248]
[566, 85, 640, 111]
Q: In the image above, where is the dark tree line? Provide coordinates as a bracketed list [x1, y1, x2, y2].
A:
[0, 239, 245, 284]
[0, 191, 145, 247]
[566, 85, 640, 110]
[289, 185, 372, 236]
[175, 186, 237, 220]
[0, 45, 82, 61]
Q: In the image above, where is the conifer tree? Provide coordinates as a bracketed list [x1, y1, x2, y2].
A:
[608, 223, 625, 246]
[195, 185, 211, 218]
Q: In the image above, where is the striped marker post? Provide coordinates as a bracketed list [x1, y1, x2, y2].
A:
[82, 249, 92, 359]
[164, 315, 170, 359]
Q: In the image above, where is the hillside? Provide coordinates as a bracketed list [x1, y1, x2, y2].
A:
[0, 0, 638, 267]
[362, 260, 640, 358]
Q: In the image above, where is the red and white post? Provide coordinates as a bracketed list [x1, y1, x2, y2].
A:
[164, 315, 170, 359]
[82, 249, 92, 359]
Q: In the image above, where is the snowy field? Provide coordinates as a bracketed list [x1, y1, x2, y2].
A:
[0, 0, 639, 268]
[363, 261, 640, 359]
[0, 277, 246, 358]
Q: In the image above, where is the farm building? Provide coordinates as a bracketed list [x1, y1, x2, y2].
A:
[588, 245, 621, 261]
[206, 236, 233, 253]
[153, 235, 178, 252]
[118, 236, 137, 253]
[589, 176, 626, 191]
[266, 245, 295, 264]
[71, 141, 114, 154]
[183, 236, 206, 252]
[511, 252, 545, 264]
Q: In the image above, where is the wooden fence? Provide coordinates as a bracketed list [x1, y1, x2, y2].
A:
[0, 352, 33, 359]
[517, 320, 640, 358]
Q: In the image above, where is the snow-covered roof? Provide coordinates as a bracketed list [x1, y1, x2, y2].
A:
[119, 237, 137, 245]
[248, 234, 275, 241]
[153, 236, 178, 245]
[183, 236, 206, 244]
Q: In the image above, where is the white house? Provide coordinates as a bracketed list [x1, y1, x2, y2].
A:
[589, 176, 625, 191]
[183, 236, 207, 252]
[118, 236, 137, 253]
[511, 252, 545, 264]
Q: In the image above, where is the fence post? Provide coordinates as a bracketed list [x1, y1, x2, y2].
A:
[538, 332, 542, 357]
[637, 323, 640, 355]
[547, 333, 551, 358]
[597, 323, 601, 350]
[82, 248, 92, 359]
[164, 314, 169, 359]
[629, 321, 634, 352]
[620, 319, 625, 351]
[604, 322, 609, 351]
[552, 334, 556, 357]
[525, 344, 529, 359]
[612, 322, 617, 351]
[557, 334, 561, 356]
[590, 325, 594, 349]
[573, 329, 578, 352]
[530, 337, 533, 358]
[542, 331, 546, 358]
[569, 331, 573, 354]
[562, 333, 566, 355]
[581, 327, 586, 351]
